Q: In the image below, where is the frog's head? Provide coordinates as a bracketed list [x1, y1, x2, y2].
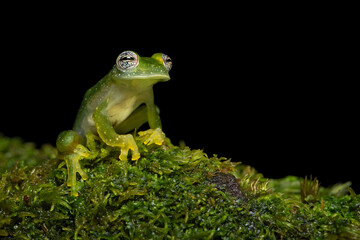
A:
[110, 50, 172, 89]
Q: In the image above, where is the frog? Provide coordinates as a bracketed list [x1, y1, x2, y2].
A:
[56, 50, 172, 196]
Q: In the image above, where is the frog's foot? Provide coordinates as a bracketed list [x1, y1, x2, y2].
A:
[65, 145, 91, 197]
[56, 130, 93, 196]
[138, 128, 166, 146]
[118, 134, 141, 161]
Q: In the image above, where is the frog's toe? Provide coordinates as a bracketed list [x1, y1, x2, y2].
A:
[119, 146, 140, 161]
[131, 147, 140, 160]
[72, 191, 79, 197]
[153, 134, 165, 145]
[118, 135, 140, 161]
[119, 148, 129, 161]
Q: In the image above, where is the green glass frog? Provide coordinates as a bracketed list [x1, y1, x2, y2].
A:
[56, 50, 172, 196]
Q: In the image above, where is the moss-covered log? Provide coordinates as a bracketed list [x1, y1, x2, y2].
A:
[1, 134, 359, 239]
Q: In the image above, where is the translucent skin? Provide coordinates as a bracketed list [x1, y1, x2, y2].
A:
[56, 51, 171, 196]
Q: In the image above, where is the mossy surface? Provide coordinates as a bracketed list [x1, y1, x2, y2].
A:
[1, 133, 360, 239]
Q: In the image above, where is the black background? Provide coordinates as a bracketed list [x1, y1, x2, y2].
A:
[0, 7, 358, 192]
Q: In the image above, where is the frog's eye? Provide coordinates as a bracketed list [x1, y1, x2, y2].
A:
[162, 54, 172, 71]
[116, 51, 139, 71]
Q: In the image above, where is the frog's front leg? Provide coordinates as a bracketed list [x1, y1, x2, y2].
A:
[93, 101, 140, 161]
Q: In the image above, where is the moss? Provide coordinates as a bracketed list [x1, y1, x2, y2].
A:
[0, 133, 360, 239]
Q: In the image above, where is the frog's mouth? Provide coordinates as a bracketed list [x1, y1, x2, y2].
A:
[132, 75, 170, 88]
[114, 74, 170, 81]
[113, 74, 170, 89]
[133, 74, 170, 82]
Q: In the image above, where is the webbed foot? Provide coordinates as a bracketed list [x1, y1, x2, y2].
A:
[57, 130, 90, 197]
[138, 128, 166, 146]
[64, 145, 90, 197]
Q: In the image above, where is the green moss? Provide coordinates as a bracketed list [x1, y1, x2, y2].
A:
[1, 133, 360, 239]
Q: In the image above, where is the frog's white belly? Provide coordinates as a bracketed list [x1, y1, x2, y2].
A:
[107, 96, 138, 126]
[84, 95, 139, 135]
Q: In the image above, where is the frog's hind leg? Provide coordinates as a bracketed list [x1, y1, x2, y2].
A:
[56, 130, 90, 196]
